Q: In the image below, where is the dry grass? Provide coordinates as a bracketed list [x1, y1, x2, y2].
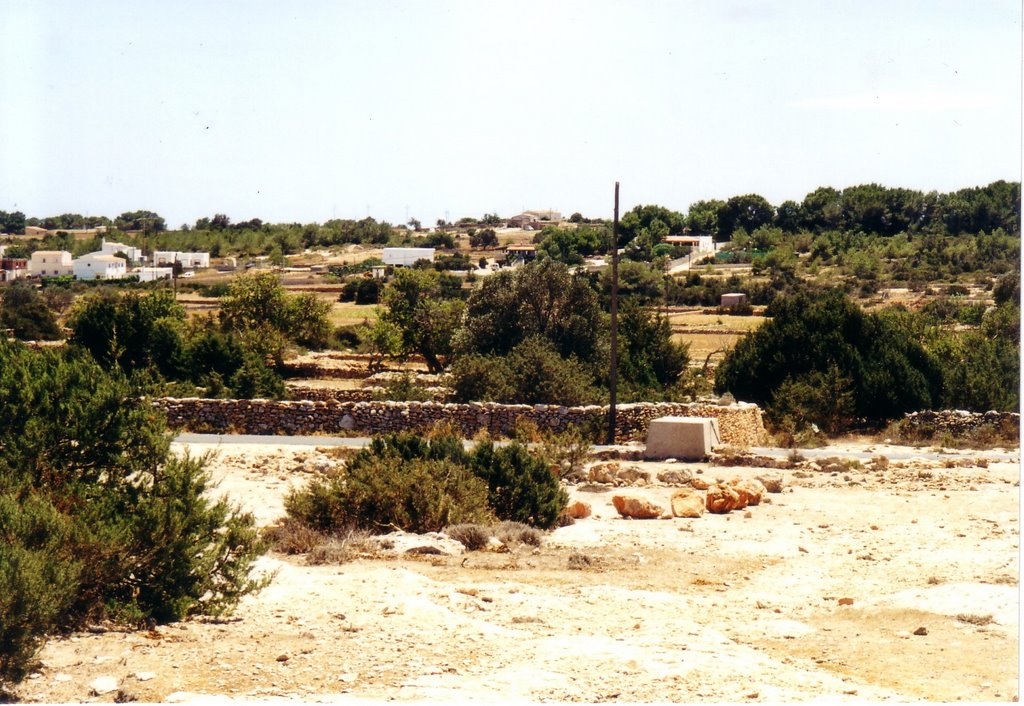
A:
[956, 614, 995, 626]
[495, 521, 543, 548]
[306, 529, 375, 565]
[264, 518, 330, 555]
[667, 313, 766, 331]
[329, 302, 378, 328]
[673, 332, 744, 363]
[446, 524, 492, 551]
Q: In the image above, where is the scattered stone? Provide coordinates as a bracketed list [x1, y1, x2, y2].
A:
[756, 473, 783, 493]
[657, 469, 693, 485]
[913, 626, 929, 636]
[838, 597, 854, 606]
[706, 484, 741, 513]
[612, 495, 664, 519]
[617, 466, 651, 486]
[670, 489, 705, 518]
[691, 477, 711, 490]
[90, 676, 119, 695]
[730, 478, 766, 506]
[134, 672, 156, 682]
[565, 501, 592, 519]
[588, 463, 620, 484]
[276, 654, 290, 662]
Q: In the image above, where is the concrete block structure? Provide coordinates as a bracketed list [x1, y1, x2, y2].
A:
[643, 416, 721, 461]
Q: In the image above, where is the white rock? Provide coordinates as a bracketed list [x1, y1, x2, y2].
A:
[89, 676, 119, 695]
[135, 671, 156, 682]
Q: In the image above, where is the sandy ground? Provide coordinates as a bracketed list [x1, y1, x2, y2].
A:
[14, 441, 1020, 704]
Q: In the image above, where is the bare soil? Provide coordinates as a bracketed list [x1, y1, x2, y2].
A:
[15, 442, 1019, 703]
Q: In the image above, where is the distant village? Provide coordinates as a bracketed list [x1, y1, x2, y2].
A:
[0, 225, 209, 283]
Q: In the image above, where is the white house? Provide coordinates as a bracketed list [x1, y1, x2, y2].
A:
[29, 250, 74, 277]
[73, 253, 127, 280]
[153, 250, 210, 269]
[101, 239, 145, 263]
[382, 247, 434, 267]
[133, 266, 174, 282]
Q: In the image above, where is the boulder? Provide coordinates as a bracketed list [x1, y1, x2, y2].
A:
[588, 463, 620, 484]
[756, 473, 784, 493]
[565, 501, 592, 519]
[89, 676, 119, 696]
[705, 484, 742, 514]
[612, 495, 664, 519]
[617, 466, 651, 486]
[730, 478, 766, 506]
[670, 489, 705, 518]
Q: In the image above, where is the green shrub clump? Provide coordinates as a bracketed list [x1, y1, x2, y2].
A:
[0, 339, 268, 689]
[285, 433, 569, 536]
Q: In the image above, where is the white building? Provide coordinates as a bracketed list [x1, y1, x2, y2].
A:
[29, 250, 74, 277]
[133, 266, 174, 282]
[73, 253, 127, 280]
[153, 250, 210, 269]
[101, 239, 145, 263]
[382, 247, 434, 267]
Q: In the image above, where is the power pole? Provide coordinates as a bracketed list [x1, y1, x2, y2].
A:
[607, 182, 620, 445]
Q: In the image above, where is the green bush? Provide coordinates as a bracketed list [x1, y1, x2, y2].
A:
[715, 290, 942, 427]
[448, 354, 513, 403]
[0, 284, 63, 341]
[0, 340, 268, 687]
[470, 441, 568, 530]
[285, 456, 494, 534]
[285, 433, 569, 535]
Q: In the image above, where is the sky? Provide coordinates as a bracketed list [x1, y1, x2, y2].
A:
[1, 0, 1020, 228]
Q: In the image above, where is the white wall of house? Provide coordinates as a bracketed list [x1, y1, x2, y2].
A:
[133, 266, 174, 282]
[153, 251, 210, 268]
[101, 239, 144, 263]
[73, 253, 127, 280]
[29, 250, 74, 277]
[382, 248, 434, 266]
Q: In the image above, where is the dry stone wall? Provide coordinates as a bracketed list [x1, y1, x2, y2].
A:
[154, 398, 769, 446]
[899, 410, 1019, 437]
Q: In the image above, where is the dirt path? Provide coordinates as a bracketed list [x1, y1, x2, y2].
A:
[15, 443, 1019, 703]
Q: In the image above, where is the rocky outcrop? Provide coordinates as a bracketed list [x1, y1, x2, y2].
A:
[152, 398, 769, 446]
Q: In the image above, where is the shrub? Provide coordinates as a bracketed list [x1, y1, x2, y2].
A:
[715, 289, 941, 427]
[0, 284, 63, 341]
[504, 337, 600, 405]
[0, 340, 268, 687]
[445, 523, 492, 551]
[370, 372, 434, 401]
[448, 354, 513, 403]
[470, 441, 568, 529]
[540, 426, 592, 480]
[494, 521, 543, 547]
[286, 456, 494, 534]
[285, 432, 568, 537]
[0, 494, 80, 684]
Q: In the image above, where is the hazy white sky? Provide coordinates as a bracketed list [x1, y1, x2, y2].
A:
[1, 0, 1020, 228]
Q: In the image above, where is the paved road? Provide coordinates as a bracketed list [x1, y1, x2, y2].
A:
[174, 434, 1018, 462]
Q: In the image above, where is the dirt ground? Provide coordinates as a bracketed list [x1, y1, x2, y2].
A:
[14, 440, 1020, 704]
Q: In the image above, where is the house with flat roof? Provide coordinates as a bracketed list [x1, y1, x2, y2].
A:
[153, 251, 210, 269]
[29, 250, 73, 277]
[101, 239, 145, 263]
[73, 253, 127, 280]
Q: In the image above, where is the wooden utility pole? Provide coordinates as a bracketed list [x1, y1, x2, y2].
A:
[607, 182, 620, 445]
